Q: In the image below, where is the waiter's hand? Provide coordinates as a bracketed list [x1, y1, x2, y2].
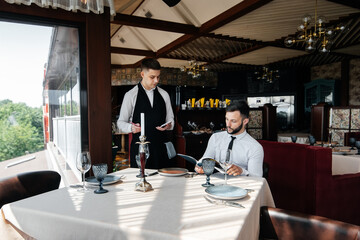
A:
[131, 123, 141, 134]
[156, 123, 172, 131]
[227, 164, 243, 176]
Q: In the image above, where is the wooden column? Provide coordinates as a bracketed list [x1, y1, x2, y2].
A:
[311, 103, 330, 142]
[86, 10, 112, 171]
[263, 103, 277, 141]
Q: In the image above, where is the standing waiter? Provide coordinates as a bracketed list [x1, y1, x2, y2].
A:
[117, 58, 174, 169]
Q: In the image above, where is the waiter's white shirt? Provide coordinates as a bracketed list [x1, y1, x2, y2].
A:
[117, 84, 174, 134]
[201, 130, 264, 177]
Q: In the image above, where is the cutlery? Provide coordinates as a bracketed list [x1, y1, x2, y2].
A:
[147, 171, 158, 176]
[203, 195, 244, 208]
[185, 172, 198, 178]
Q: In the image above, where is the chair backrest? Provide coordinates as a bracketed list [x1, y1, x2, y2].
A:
[344, 132, 360, 146]
[0, 170, 61, 208]
[262, 162, 269, 179]
[260, 206, 360, 240]
[164, 141, 177, 159]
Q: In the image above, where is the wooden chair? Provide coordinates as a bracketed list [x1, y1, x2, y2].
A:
[260, 206, 360, 240]
[344, 132, 360, 147]
[0, 170, 61, 208]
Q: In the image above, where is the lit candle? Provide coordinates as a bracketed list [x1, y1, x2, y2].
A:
[141, 113, 145, 136]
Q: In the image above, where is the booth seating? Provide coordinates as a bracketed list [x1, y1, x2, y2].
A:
[258, 140, 360, 225]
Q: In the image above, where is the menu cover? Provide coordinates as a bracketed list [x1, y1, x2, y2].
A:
[177, 154, 198, 165]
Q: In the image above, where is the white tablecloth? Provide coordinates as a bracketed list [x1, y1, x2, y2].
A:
[1, 168, 274, 240]
[332, 153, 360, 175]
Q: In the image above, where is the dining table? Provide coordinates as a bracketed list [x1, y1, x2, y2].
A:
[332, 150, 360, 175]
[277, 133, 309, 144]
[1, 168, 274, 240]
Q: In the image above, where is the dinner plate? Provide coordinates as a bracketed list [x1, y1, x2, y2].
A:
[158, 168, 188, 177]
[86, 175, 123, 185]
[205, 185, 248, 200]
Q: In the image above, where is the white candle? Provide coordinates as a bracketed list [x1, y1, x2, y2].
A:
[329, 108, 333, 128]
[141, 113, 145, 136]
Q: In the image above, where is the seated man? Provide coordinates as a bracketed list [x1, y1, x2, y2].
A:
[195, 101, 264, 177]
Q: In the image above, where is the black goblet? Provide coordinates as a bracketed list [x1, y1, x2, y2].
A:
[308, 135, 316, 146]
[92, 163, 108, 194]
[202, 158, 215, 187]
[355, 141, 360, 155]
[349, 137, 356, 150]
[291, 136, 297, 143]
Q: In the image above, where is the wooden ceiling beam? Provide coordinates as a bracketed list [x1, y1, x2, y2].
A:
[110, 47, 155, 57]
[199, 0, 273, 34]
[111, 13, 199, 34]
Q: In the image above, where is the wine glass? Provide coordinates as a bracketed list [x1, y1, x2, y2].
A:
[308, 135, 316, 146]
[92, 163, 108, 194]
[136, 144, 150, 178]
[76, 151, 91, 192]
[217, 149, 232, 185]
[349, 137, 356, 149]
[291, 136, 297, 143]
[202, 158, 215, 187]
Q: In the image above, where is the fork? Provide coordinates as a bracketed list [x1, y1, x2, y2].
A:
[203, 195, 245, 208]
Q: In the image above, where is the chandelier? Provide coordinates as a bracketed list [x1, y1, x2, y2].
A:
[284, 0, 346, 53]
[180, 60, 208, 78]
[255, 66, 279, 83]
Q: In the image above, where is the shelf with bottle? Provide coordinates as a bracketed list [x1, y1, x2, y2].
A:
[181, 97, 230, 110]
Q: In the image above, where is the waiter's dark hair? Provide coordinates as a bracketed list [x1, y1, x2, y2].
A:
[226, 100, 250, 118]
[141, 58, 161, 71]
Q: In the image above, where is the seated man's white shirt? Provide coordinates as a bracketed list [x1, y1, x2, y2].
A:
[201, 130, 264, 177]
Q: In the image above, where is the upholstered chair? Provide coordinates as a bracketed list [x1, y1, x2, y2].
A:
[0, 170, 61, 208]
[260, 206, 360, 240]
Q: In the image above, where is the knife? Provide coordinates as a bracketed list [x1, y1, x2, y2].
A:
[147, 171, 158, 176]
[204, 195, 244, 208]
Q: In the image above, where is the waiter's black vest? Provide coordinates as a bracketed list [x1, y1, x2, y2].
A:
[130, 83, 169, 169]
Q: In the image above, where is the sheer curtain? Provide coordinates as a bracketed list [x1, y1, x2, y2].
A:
[5, 0, 116, 16]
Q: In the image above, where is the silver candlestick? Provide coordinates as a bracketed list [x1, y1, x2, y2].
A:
[135, 135, 153, 192]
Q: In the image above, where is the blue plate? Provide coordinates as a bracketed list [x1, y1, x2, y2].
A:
[86, 175, 122, 185]
[205, 185, 248, 200]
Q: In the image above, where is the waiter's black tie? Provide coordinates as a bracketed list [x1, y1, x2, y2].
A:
[228, 136, 236, 150]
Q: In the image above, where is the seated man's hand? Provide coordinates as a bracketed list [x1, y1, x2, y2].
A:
[227, 164, 243, 176]
[194, 165, 204, 174]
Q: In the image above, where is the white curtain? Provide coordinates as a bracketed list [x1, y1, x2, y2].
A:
[5, 0, 116, 16]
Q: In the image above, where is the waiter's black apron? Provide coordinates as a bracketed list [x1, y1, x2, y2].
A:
[130, 83, 169, 169]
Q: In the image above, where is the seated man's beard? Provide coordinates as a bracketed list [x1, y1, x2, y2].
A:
[227, 121, 243, 135]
